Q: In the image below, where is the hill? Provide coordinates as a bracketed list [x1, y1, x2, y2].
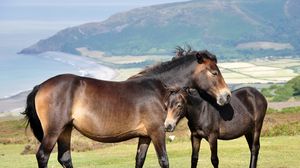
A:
[20, 0, 300, 59]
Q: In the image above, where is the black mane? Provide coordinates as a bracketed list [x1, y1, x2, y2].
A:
[129, 47, 217, 79]
[174, 46, 217, 63]
[129, 53, 196, 78]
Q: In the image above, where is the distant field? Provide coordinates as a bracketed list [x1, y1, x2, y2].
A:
[108, 57, 300, 83]
[0, 136, 299, 168]
[218, 58, 300, 84]
[78, 48, 300, 83]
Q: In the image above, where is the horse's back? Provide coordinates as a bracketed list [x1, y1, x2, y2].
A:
[233, 87, 267, 117]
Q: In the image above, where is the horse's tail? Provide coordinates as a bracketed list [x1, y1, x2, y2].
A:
[22, 85, 43, 142]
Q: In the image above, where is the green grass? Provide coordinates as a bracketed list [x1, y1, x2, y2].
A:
[267, 106, 300, 114]
[1, 110, 300, 167]
[0, 136, 299, 168]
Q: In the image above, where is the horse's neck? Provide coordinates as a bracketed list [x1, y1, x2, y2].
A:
[153, 63, 196, 87]
[186, 95, 203, 117]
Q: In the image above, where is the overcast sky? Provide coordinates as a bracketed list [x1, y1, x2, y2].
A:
[0, 0, 188, 22]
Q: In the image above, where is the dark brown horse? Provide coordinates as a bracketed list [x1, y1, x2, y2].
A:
[164, 87, 267, 168]
[23, 50, 231, 168]
[129, 49, 231, 167]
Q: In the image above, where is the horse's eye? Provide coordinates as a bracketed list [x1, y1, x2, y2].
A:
[177, 103, 183, 108]
[211, 70, 218, 76]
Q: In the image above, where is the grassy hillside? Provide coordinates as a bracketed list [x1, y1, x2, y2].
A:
[261, 75, 300, 101]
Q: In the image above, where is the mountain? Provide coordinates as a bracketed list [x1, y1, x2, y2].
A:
[20, 0, 300, 59]
[0, 91, 29, 117]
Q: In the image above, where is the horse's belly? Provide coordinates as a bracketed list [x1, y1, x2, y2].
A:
[73, 119, 148, 142]
[72, 109, 148, 143]
[218, 119, 253, 140]
[75, 126, 146, 143]
[218, 129, 246, 140]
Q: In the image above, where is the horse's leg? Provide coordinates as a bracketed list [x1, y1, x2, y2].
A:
[150, 129, 169, 168]
[250, 127, 262, 168]
[135, 137, 151, 168]
[191, 135, 202, 168]
[208, 135, 219, 168]
[245, 132, 254, 168]
[36, 133, 61, 168]
[57, 125, 73, 168]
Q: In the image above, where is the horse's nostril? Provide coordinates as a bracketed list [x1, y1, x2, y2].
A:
[226, 94, 231, 102]
[167, 124, 172, 130]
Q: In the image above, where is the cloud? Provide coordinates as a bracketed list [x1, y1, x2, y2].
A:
[236, 42, 294, 51]
[1, 0, 186, 7]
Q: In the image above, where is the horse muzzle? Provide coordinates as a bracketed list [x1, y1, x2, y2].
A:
[216, 90, 231, 106]
[164, 121, 176, 132]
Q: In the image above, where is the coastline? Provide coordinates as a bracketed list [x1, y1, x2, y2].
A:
[0, 51, 117, 116]
[40, 51, 117, 80]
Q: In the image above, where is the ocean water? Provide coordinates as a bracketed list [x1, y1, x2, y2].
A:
[0, 52, 117, 98]
[0, 21, 116, 98]
[0, 53, 77, 98]
[0, 50, 118, 99]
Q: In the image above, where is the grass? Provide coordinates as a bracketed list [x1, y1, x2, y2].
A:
[0, 119, 29, 144]
[263, 122, 300, 137]
[0, 136, 299, 168]
[267, 106, 300, 114]
[1, 105, 300, 167]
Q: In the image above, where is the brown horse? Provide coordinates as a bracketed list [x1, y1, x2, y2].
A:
[23, 50, 231, 168]
[164, 87, 267, 168]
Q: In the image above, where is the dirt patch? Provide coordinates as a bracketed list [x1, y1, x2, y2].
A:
[268, 101, 300, 110]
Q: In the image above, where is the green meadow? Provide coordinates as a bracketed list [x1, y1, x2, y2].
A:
[0, 136, 299, 168]
[1, 105, 300, 168]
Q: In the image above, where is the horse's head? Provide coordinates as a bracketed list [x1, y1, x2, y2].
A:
[191, 50, 231, 106]
[164, 87, 189, 132]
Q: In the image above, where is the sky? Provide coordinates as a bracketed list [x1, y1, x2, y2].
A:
[0, 0, 188, 54]
[0, 0, 188, 22]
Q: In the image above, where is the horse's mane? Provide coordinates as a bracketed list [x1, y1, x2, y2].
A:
[129, 46, 217, 79]
[174, 46, 217, 63]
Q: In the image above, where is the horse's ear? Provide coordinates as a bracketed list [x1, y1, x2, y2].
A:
[183, 87, 194, 96]
[183, 87, 189, 93]
[163, 85, 175, 106]
[196, 52, 205, 64]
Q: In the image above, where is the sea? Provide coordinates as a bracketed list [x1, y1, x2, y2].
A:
[0, 21, 116, 99]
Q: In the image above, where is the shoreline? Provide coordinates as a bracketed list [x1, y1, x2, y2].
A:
[0, 51, 118, 115]
[40, 51, 118, 80]
[0, 51, 117, 99]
